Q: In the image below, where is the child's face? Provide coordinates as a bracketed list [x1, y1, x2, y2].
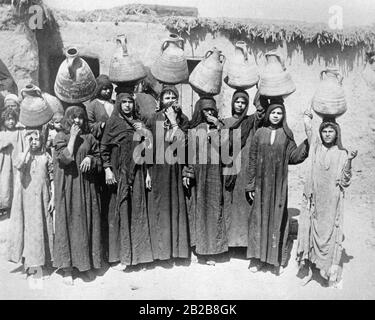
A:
[4, 117, 16, 130]
[28, 133, 42, 151]
[53, 115, 63, 130]
[73, 116, 84, 128]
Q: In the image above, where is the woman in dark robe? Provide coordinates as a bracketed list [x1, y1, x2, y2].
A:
[246, 103, 311, 274]
[183, 97, 228, 265]
[145, 85, 190, 262]
[86, 74, 115, 140]
[53, 106, 103, 285]
[85, 75, 115, 262]
[100, 93, 154, 270]
[222, 90, 264, 248]
[297, 119, 357, 287]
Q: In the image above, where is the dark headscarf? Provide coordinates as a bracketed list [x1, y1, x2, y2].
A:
[114, 93, 139, 118]
[319, 120, 347, 152]
[189, 97, 219, 129]
[229, 90, 249, 129]
[264, 103, 294, 140]
[62, 105, 90, 134]
[92, 74, 113, 100]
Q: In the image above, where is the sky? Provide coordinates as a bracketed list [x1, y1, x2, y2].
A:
[44, 0, 375, 26]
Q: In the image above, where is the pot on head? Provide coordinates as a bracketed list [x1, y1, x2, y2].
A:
[109, 34, 147, 83]
[189, 47, 226, 96]
[151, 33, 189, 85]
[20, 84, 53, 127]
[258, 50, 296, 97]
[54, 47, 97, 104]
[312, 68, 347, 119]
[224, 41, 259, 90]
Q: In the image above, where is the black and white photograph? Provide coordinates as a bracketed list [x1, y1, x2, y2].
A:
[0, 0, 374, 301]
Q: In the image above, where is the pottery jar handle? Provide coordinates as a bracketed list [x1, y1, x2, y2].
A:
[116, 34, 128, 56]
[177, 37, 185, 50]
[20, 84, 42, 99]
[161, 40, 171, 52]
[266, 51, 286, 70]
[335, 71, 344, 85]
[204, 50, 214, 59]
[235, 41, 248, 61]
[219, 53, 226, 64]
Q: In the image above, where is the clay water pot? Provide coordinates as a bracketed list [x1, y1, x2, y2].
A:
[20, 84, 53, 127]
[42, 92, 64, 115]
[224, 41, 259, 90]
[109, 34, 147, 83]
[189, 47, 226, 96]
[258, 50, 296, 97]
[54, 47, 97, 104]
[151, 33, 189, 84]
[312, 68, 347, 119]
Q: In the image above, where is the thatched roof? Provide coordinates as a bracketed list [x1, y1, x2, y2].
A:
[162, 16, 375, 49]
[2, 2, 375, 49]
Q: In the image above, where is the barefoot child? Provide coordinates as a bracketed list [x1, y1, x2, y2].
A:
[0, 108, 24, 216]
[7, 129, 54, 280]
[297, 119, 357, 287]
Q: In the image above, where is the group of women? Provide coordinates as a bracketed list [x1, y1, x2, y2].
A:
[0, 71, 357, 288]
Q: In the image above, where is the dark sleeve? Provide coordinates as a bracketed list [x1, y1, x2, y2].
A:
[87, 134, 102, 172]
[288, 139, 310, 165]
[86, 101, 104, 140]
[245, 131, 259, 192]
[239, 115, 255, 150]
[54, 132, 74, 166]
[100, 120, 114, 169]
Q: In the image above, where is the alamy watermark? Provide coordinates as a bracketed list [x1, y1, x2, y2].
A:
[328, 5, 343, 30]
[132, 121, 242, 175]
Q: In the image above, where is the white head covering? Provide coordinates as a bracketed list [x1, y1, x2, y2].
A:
[4, 94, 19, 105]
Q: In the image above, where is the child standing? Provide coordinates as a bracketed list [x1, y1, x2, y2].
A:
[7, 129, 54, 281]
[0, 108, 24, 216]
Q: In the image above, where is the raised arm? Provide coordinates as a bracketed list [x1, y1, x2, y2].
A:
[339, 150, 357, 188]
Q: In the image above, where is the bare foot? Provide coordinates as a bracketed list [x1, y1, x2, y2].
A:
[83, 269, 96, 282]
[63, 269, 73, 286]
[248, 260, 264, 273]
[206, 260, 216, 266]
[111, 263, 127, 272]
[301, 268, 313, 286]
[191, 254, 199, 264]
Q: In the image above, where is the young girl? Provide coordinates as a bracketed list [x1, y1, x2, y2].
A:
[7, 129, 54, 281]
[0, 108, 25, 216]
[53, 106, 103, 285]
[297, 119, 357, 287]
[46, 111, 64, 156]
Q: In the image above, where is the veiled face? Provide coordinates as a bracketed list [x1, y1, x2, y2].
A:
[161, 91, 177, 106]
[73, 116, 84, 128]
[269, 107, 284, 125]
[233, 97, 247, 115]
[202, 109, 214, 121]
[321, 126, 337, 145]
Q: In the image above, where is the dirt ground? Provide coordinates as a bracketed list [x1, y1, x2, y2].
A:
[1, 159, 374, 300]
